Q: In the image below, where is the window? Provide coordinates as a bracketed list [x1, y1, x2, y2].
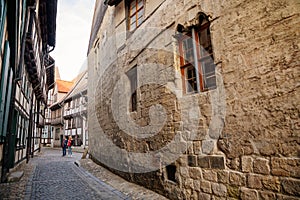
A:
[16, 114, 28, 149]
[126, 66, 137, 112]
[178, 14, 216, 94]
[67, 119, 71, 128]
[128, 0, 144, 31]
[77, 117, 83, 128]
[166, 164, 177, 183]
[72, 118, 76, 127]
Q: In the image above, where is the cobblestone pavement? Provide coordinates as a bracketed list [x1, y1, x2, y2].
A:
[0, 159, 34, 199]
[0, 148, 168, 200]
[79, 159, 168, 200]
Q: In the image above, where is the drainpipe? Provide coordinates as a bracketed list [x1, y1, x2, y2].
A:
[26, 91, 34, 162]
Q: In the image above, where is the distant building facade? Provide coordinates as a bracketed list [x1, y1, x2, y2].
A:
[63, 71, 88, 147]
[49, 70, 88, 148]
[0, 0, 57, 182]
[87, 0, 299, 199]
[49, 72, 73, 147]
[41, 89, 54, 145]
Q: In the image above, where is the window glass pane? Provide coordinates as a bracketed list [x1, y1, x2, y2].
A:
[130, 1, 136, 14]
[182, 37, 194, 64]
[201, 57, 214, 75]
[138, 8, 144, 19]
[137, 16, 143, 26]
[185, 65, 197, 93]
[130, 15, 136, 24]
[130, 22, 136, 31]
[201, 58, 216, 90]
[137, 0, 143, 9]
[205, 76, 216, 89]
[17, 115, 21, 139]
[198, 28, 212, 57]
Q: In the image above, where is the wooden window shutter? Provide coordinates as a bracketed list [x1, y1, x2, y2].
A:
[0, 41, 11, 140]
[0, 0, 7, 52]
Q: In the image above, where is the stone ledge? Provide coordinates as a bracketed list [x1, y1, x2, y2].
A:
[7, 171, 24, 183]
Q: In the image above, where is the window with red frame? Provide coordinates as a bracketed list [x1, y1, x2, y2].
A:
[178, 14, 216, 94]
[128, 0, 144, 31]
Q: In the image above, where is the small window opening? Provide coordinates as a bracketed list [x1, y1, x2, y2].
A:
[166, 164, 176, 183]
[126, 66, 137, 112]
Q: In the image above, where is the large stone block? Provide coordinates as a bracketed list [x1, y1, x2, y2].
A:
[189, 167, 202, 180]
[184, 178, 194, 190]
[217, 170, 229, 184]
[198, 192, 211, 200]
[198, 156, 210, 168]
[253, 157, 270, 175]
[241, 188, 258, 200]
[210, 156, 225, 169]
[259, 191, 276, 200]
[247, 174, 262, 189]
[193, 180, 201, 192]
[197, 156, 225, 169]
[211, 183, 227, 197]
[281, 178, 300, 196]
[229, 171, 246, 186]
[262, 176, 280, 192]
[188, 155, 197, 167]
[241, 156, 253, 173]
[271, 157, 300, 178]
[203, 169, 218, 182]
[200, 180, 212, 194]
[227, 185, 240, 198]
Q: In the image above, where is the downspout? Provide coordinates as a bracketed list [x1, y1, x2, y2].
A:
[31, 96, 36, 157]
[26, 91, 34, 162]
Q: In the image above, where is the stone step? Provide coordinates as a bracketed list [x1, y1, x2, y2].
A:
[7, 171, 24, 183]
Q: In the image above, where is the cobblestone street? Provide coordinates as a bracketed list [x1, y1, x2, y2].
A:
[0, 148, 167, 200]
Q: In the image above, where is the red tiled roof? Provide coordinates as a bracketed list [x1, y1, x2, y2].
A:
[56, 79, 73, 93]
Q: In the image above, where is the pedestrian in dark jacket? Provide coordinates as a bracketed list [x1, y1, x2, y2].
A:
[62, 136, 67, 156]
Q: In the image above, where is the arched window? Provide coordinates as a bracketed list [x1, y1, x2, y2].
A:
[177, 13, 216, 94]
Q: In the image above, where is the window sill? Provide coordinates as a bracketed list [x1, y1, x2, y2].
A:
[165, 179, 177, 185]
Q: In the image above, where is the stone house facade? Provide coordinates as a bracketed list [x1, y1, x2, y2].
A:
[87, 0, 300, 199]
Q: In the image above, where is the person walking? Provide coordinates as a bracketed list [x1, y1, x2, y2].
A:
[67, 136, 73, 157]
[62, 136, 67, 156]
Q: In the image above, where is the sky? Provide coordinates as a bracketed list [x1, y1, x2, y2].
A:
[50, 0, 95, 81]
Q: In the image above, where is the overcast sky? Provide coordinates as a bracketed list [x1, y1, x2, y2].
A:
[50, 0, 95, 81]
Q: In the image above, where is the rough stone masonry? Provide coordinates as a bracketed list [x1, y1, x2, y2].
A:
[87, 0, 300, 199]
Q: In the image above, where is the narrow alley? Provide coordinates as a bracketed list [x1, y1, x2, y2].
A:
[0, 0, 299, 199]
[0, 148, 167, 200]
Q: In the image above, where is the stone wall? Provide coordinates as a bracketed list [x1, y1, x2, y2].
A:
[87, 0, 300, 199]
